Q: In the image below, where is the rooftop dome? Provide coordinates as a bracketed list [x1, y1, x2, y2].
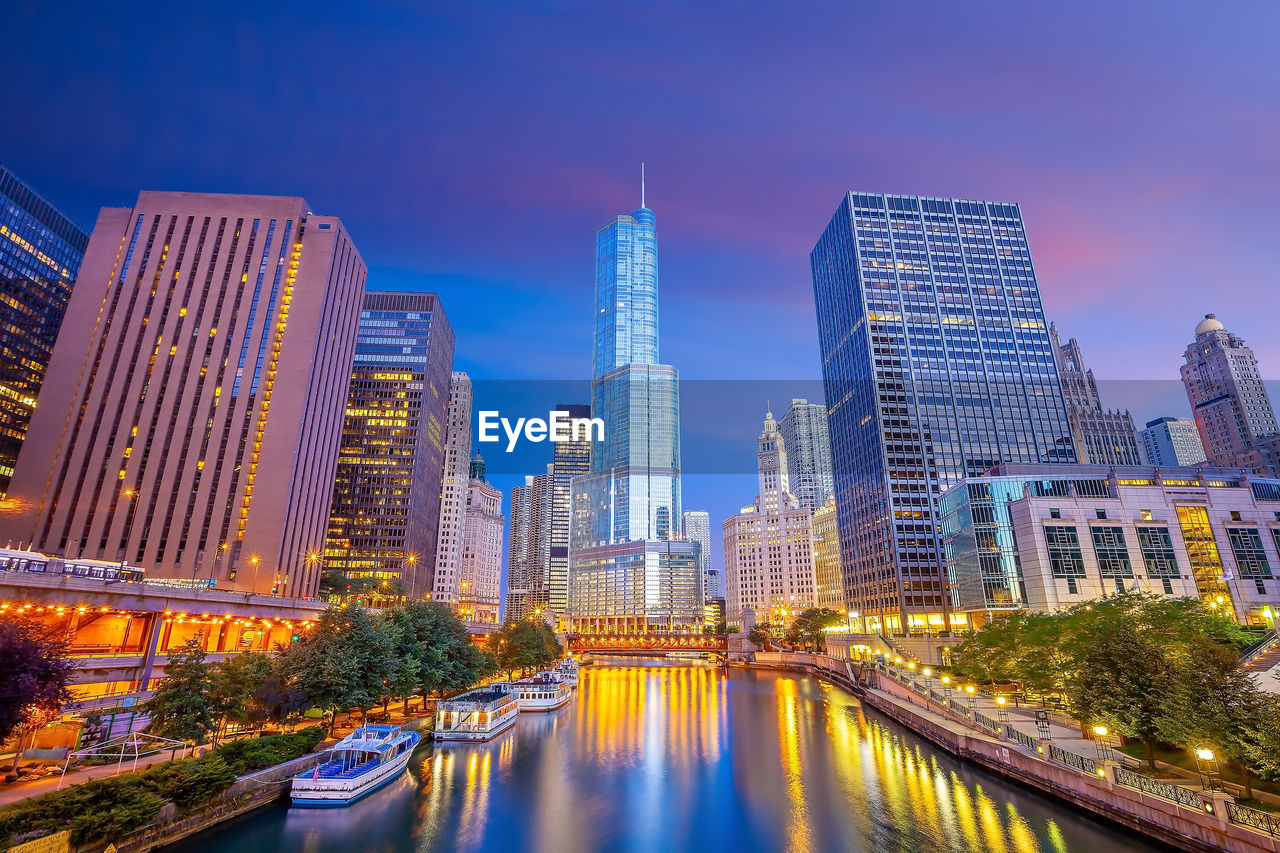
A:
[1195, 313, 1224, 335]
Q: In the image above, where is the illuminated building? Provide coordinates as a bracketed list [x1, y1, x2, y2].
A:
[811, 192, 1075, 635]
[1049, 324, 1142, 465]
[0, 192, 366, 597]
[548, 403, 591, 616]
[568, 184, 702, 632]
[1139, 416, 1206, 467]
[432, 372, 473, 607]
[505, 468, 552, 622]
[324, 291, 454, 599]
[1181, 313, 1280, 477]
[0, 164, 90, 496]
[812, 495, 844, 611]
[723, 409, 817, 625]
[681, 509, 716, 598]
[778, 398, 834, 512]
[459, 455, 503, 624]
[941, 463, 1280, 627]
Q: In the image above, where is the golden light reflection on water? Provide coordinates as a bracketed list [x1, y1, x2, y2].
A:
[400, 662, 1145, 853]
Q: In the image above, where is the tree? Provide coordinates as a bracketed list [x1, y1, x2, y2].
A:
[400, 601, 488, 697]
[277, 606, 391, 732]
[747, 622, 771, 650]
[496, 620, 558, 677]
[0, 616, 73, 767]
[785, 608, 843, 652]
[210, 652, 274, 739]
[379, 608, 421, 713]
[143, 637, 216, 744]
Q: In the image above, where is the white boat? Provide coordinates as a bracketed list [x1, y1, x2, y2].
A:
[290, 724, 421, 808]
[508, 672, 572, 711]
[555, 659, 580, 687]
[433, 684, 520, 741]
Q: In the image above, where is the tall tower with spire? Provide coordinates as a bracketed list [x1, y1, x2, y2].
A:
[568, 177, 703, 633]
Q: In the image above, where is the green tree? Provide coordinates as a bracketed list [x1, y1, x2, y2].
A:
[277, 605, 391, 732]
[785, 608, 843, 652]
[210, 651, 274, 739]
[400, 601, 488, 697]
[496, 620, 557, 676]
[747, 622, 771, 650]
[379, 608, 422, 713]
[143, 637, 216, 744]
[0, 616, 73, 771]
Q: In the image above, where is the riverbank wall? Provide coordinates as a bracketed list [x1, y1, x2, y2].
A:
[751, 652, 1280, 853]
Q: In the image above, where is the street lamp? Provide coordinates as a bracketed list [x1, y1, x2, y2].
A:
[1194, 747, 1222, 792]
[923, 667, 934, 694]
[941, 675, 952, 700]
[1091, 725, 1113, 762]
[118, 488, 140, 567]
[964, 684, 977, 711]
[996, 695, 1009, 725]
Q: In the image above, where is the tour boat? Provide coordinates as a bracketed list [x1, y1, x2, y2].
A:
[555, 659, 580, 687]
[433, 684, 520, 741]
[508, 672, 573, 711]
[290, 724, 421, 808]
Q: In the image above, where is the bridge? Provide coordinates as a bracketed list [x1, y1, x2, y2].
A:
[567, 633, 728, 656]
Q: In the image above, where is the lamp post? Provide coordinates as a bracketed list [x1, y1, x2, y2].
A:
[1194, 747, 1222, 792]
[1091, 725, 1113, 762]
[923, 667, 934, 696]
[941, 675, 952, 701]
[964, 684, 977, 712]
[118, 488, 140, 567]
[249, 554, 261, 591]
[996, 695, 1010, 725]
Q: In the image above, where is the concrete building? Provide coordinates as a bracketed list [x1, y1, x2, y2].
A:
[548, 403, 591, 616]
[681, 509, 715, 599]
[432, 372, 473, 609]
[778, 398, 835, 512]
[568, 191, 701, 633]
[811, 193, 1075, 636]
[941, 463, 1280, 628]
[0, 165, 90, 497]
[505, 469, 552, 623]
[811, 495, 844, 612]
[459, 455, 503, 625]
[1050, 324, 1142, 466]
[0, 192, 366, 598]
[1182, 313, 1280, 477]
[723, 409, 817, 626]
[323, 292, 454, 598]
[1139, 416, 1206, 467]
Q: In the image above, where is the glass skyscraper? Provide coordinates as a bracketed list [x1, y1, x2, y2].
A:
[810, 192, 1075, 635]
[568, 197, 702, 632]
[0, 164, 89, 496]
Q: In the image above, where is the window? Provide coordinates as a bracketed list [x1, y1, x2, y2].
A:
[1095, 509, 1107, 520]
[1227, 527, 1272, 578]
[1230, 511, 1242, 522]
[1137, 527, 1180, 578]
[1140, 510, 1153, 521]
[1049, 508, 1061, 519]
[1091, 526, 1133, 578]
[1045, 525, 1085, 578]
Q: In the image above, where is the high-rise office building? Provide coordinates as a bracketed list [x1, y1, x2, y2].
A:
[778, 398, 835, 512]
[1139, 416, 1206, 467]
[811, 495, 844, 612]
[432, 372, 473, 607]
[459, 455, 503, 625]
[1182, 314, 1280, 478]
[1049, 324, 1142, 466]
[723, 409, 817, 623]
[568, 189, 702, 632]
[548, 403, 591, 616]
[0, 165, 90, 496]
[681, 510, 715, 598]
[505, 468, 552, 622]
[811, 192, 1076, 635]
[324, 292, 454, 598]
[0, 192, 366, 597]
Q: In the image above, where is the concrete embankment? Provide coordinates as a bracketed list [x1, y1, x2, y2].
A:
[750, 652, 1280, 853]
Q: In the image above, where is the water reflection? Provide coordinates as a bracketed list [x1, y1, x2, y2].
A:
[176, 660, 1155, 853]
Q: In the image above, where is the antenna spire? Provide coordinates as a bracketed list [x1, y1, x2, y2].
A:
[641, 162, 646, 208]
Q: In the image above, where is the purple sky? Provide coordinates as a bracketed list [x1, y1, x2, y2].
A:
[7, 1, 1279, 576]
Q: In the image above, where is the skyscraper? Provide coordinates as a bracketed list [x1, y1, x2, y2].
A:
[1139, 416, 1206, 467]
[1049, 324, 1142, 466]
[778, 398, 835, 512]
[723, 409, 817, 624]
[459, 455, 503, 625]
[433, 372, 474, 607]
[0, 191, 366, 597]
[505, 468, 552, 622]
[811, 192, 1075, 635]
[681, 509, 715, 598]
[811, 495, 844, 611]
[323, 291, 454, 598]
[1181, 314, 1280, 477]
[548, 403, 591, 615]
[568, 187, 702, 633]
[0, 165, 90, 496]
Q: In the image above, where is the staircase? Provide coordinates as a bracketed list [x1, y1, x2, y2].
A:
[1241, 632, 1280, 694]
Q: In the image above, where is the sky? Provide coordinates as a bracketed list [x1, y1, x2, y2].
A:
[6, 0, 1280, 578]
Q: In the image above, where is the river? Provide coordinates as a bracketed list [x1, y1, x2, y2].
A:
[174, 659, 1161, 853]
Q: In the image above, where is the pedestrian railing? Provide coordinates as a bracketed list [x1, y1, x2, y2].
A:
[1006, 726, 1039, 751]
[1048, 744, 1098, 775]
[1113, 766, 1203, 809]
[973, 710, 1000, 735]
[1227, 802, 1280, 836]
[947, 698, 970, 718]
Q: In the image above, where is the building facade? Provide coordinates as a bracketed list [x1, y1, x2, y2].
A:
[1049, 324, 1142, 466]
[0, 165, 90, 496]
[323, 291, 454, 598]
[568, 195, 702, 632]
[941, 463, 1280, 628]
[0, 192, 366, 597]
[811, 495, 844, 611]
[723, 410, 817, 625]
[505, 468, 552, 623]
[432, 372, 473, 608]
[548, 403, 591, 616]
[778, 398, 835, 512]
[459, 455, 503, 625]
[1140, 416, 1206, 467]
[811, 193, 1076, 635]
[681, 509, 715, 599]
[1182, 314, 1280, 477]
